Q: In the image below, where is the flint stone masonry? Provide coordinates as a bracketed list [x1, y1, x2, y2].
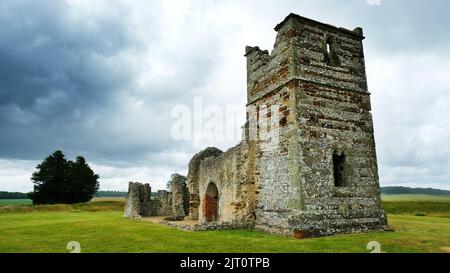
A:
[156, 190, 172, 216]
[124, 182, 153, 218]
[185, 13, 387, 237]
[187, 147, 224, 220]
[124, 176, 189, 219]
[172, 176, 187, 219]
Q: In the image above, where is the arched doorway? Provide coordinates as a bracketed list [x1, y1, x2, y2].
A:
[204, 182, 219, 222]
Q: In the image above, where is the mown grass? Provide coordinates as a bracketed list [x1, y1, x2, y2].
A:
[0, 211, 448, 253]
[0, 194, 448, 253]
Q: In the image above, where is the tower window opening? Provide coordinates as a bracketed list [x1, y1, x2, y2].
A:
[333, 151, 347, 187]
[325, 37, 339, 66]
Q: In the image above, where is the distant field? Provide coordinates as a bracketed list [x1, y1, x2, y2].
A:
[0, 199, 32, 206]
[0, 197, 124, 207]
[92, 197, 125, 202]
[0, 194, 448, 253]
[382, 194, 450, 218]
[0, 200, 124, 214]
[1, 194, 446, 208]
[382, 194, 450, 202]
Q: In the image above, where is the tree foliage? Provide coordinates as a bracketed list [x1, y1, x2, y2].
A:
[0, 192, 29, 199]
[28, 151, 100, 205]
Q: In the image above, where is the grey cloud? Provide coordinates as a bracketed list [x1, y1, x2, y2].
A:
[0, 0, 221, 164]
[1, 0, 449, 191]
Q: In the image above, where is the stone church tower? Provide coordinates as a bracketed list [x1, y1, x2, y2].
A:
[187, 13, 387, 237]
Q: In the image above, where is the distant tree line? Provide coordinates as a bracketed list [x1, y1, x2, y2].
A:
[95, 191, 127, 197]
[381, 186, 450, 196]
[0, 191, 29, 199]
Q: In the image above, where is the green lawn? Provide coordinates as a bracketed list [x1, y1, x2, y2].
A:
[0, 195, 449, 253]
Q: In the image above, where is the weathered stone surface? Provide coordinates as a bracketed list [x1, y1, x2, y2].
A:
[185, 13, 387, 237]
[172, 175, 187, 219]
[124, 174, 190, 219]
[155, 190, 172, 216]
[187, 147, 223, 220]
[124, 182, 152, 218]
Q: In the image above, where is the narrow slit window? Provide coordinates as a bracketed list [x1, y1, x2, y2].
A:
[333, 151, 346, 187]
[325, 37, 339, 66]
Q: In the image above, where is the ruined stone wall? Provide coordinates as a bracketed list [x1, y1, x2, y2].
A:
[192, 143, 257, 227]
[246, 13, 386, 236]
[187, 147, 223, 220]
[124, 177, 190, 219]
[244, 85, 296, 234]
[288, 14, 385, 236]
[184, 13, 386, 237]
[245, 15, 303, 234]
[155, 190, 172, 216]
[188, 142, 257, 228]
[172, 175, 187, 219]
[124, 182, 153, 218]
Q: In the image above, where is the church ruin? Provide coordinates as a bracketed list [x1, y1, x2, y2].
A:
[187, 13, 387, 237]
[126, 13, 387, 237]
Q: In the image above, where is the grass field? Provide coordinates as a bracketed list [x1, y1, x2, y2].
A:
[381, 194, 450, 202]
[0, 197, 124, 207]
[0, 195, 449, 253]
[0, 199, 32, 206]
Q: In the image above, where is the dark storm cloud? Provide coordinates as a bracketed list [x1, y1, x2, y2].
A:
[0, 0, 222, 164]
[0, 1, 144, 157]
[0, 1, 138, 106]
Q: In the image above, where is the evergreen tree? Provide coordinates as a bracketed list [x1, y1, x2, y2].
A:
[29, 151, 100, 205]
[29, 151, 69, 204]
[67, 156, 100, 203]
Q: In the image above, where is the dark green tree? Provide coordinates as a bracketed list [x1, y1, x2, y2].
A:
[29, 150, 70, 204]
[66, 156, 100, 204]
[28, 151, 100, 205]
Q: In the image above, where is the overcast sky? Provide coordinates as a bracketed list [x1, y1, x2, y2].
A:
[1, 0, 449, 192]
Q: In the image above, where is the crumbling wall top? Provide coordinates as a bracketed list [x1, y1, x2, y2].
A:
[274, 13, 365, 39]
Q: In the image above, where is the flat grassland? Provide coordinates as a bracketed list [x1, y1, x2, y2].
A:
[0, 195, 449, 253]
[0, 199, 32, 206]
